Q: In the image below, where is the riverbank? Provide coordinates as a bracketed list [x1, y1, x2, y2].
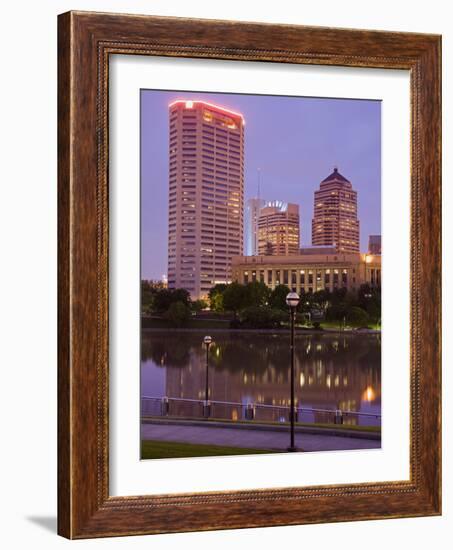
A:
[142, 417, 381, 439]
[142, 326, 381, 335]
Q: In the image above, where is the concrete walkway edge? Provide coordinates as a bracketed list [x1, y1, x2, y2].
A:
[142, 417, 381, 441]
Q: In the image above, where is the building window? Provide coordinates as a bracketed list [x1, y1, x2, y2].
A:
[342, 269, 348, 285]
[333, 269, 339, 285]
[252, 270, 257, 283]
[291, 270, 297, 286]
[283, 270, 289, 285]
[275, 270, 280, 285]
[325, 271, 330, 284]
[260, 270, 265, 283]
[244, 271, 249, 284]
[308, 270, 313, 285]
[300, 270, 305, 285]
[267, 270, 272, 285]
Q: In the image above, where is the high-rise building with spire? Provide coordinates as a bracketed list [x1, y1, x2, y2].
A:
[312, 167, 359, 253]
[167, 100, 244, 299]
[245, 197, 265, 255]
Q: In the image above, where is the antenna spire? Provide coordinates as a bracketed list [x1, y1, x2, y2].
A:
[257, 168, 261, 200]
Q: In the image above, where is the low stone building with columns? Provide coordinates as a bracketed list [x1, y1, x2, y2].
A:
[231, 251, 381, 294]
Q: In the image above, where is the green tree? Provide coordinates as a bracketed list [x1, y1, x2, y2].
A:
[153, 288, 191, 314]
[211, 292, 224, 312]
[243, 281, 271, 308]
[191, 299, 208, 313]
[346, 306, 369, 328]
[358, 284, 381, 323]
[297, 292, 314, 314]
[268, 284, 291, 311]
[312, 289, 331, 312]
[330, 287, 348, 306]
[208, 283, 227, 312]
[141, 280, 156, 315]
[152, 289, 174, 313]
[326, 304, 347, 323]
[240, 306, 286, 329]
[171, 288, 191, 306]
[163, 301, 191, 328]
[223, 282, 247, 318]
[325, 288, 357, 326]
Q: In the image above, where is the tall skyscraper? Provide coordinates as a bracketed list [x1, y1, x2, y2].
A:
[312, 167, 359, 253]
[257, 201, 300, 256]
[167, 100, 244, 299]
[368, 235, 381, 255]
[245, 197, 265, 255]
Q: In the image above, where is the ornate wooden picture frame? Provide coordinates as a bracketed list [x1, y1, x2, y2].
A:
[58, 11, 441, 538]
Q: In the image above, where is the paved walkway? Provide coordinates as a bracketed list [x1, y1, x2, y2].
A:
[141, 421, 381, 453]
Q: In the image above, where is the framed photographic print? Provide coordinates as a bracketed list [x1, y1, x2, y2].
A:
[58, 11, 441, 538]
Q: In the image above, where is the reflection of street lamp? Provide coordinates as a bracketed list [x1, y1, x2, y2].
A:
[286, 292, 300, 452]
[203, 336, 212, 417]
[304, 301, 311, 326]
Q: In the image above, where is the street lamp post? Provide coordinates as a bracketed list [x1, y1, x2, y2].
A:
[286, 291, 300, 452]
[203, 336, 212, 418]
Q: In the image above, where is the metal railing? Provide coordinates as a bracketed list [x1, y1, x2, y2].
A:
[141, 396, 381, 427]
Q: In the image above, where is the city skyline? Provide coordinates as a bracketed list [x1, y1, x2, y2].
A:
[141, 89, 381, 280]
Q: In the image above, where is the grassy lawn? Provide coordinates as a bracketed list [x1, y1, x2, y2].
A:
[294, 422, 380, 432]
[141, 439, 275, 459]
[317, 320, 381, 330]
[142, 317, 231, 329]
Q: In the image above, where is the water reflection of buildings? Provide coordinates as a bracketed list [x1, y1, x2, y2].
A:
[142, 333, 381, 426]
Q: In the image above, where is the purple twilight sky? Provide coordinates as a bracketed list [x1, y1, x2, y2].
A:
[141, 89, 381, 280]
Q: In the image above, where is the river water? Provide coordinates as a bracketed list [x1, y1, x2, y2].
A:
[141, 330, 381, 426]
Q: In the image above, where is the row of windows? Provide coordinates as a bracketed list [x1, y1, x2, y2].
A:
[201, 132, 241, 143]
[201, 162, 242, 172]
[202, 146, 241, 154]
[202, 133, 241, 144]
[241, 269, 355, 287]
[201, 144, 241, 154]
